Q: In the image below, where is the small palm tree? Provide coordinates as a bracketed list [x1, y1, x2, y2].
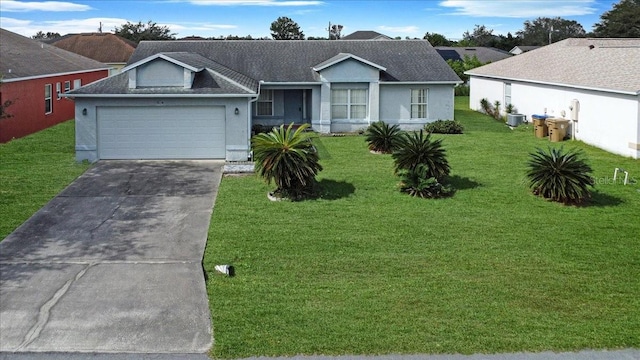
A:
[364, 121, 403, 154]
[252, 123, 323, 200]
[399, 164, 454, 199]
[526, 147, 594, 205]
[392, 130, 450, 181]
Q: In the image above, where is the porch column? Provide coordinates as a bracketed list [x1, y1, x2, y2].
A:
[314, 81, 331, 133]
[368, 81, 380, 124]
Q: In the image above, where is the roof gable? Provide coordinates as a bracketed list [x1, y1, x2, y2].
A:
[313, 53, 386, 72]
[467, 38, 640, 94]
[0, 28, 109, 81]
[342, 31, 391, 40]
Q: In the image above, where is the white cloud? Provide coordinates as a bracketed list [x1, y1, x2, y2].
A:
[0, 0, 91, 12]
[378, 25, 420, 34]
[2, 16, 238, 38]
[185, 0, 323, 6]
[2, 17, 127, 37]
[439, 0, 597, 18]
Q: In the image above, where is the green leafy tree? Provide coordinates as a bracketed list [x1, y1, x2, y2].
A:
[593, 0, 640, 37]
[517, 17, 586, 45]
[113, 20, 176, 43]
[446, 55, 484, 83]
[251, 123, 322, 200]
[460, 25, 498, 47]
[270, 16, 305, 40]
[423, 32, 452, 46]
[32, 31, 61, 39]
[329, 24, 343, 40]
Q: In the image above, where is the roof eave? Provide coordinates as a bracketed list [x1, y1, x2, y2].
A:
[1, 68, 111, 83]
[62, 93, 256, 99]
[467, 73, 638, 96]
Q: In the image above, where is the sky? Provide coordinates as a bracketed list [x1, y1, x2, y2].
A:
[0, 0, 619, 40]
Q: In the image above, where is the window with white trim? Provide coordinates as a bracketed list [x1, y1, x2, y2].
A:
[45, 84, 52, 114]
[331, 88, 367, 119]
[410, 89, 427, 119]
[64, 81, 71, 92]
[56, 82, 61, 99]
[504, 83, 512, 106]
[73, 79, 81, 89]
[256, 90, 274, 116]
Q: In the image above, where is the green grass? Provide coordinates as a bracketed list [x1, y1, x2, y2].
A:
[0, 120, 91, 240]
[205, 97, 640, 358]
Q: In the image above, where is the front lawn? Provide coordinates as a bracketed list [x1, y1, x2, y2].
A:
[0, 120, 91, 240]
[205, 97, 640, 358]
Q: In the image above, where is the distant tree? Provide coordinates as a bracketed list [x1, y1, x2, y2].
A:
[460, 25, 498, 47]
[32, 31, 61, 40]
[113, 20, 175, 43]
[0, 75, 15, 121]
[494, 32, 521, 51]
[593, 0, 640, 37]
[423, 32, 452, 46]
[329, 24, 343, 40]
[517, 17, 586, 45]
[270, 16, 305, 40]
[446, 55, 484, 83]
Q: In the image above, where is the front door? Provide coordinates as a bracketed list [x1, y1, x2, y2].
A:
[283, 90, 304, 124]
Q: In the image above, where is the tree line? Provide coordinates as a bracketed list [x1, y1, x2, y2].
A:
[31, 0, 639, 47]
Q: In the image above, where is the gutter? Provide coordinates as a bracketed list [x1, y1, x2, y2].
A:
[465, 73, 638, 96]
[1, 68, 111, 83]
[62, 93, 257, 99]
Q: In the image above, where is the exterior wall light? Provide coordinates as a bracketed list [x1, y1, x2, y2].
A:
[234, 107, 240, 115]
[82, 108, 88, 115]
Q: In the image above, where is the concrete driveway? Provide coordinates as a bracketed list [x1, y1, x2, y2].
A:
[0, 160, 222, 353]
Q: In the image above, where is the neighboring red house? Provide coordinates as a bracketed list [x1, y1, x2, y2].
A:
[46, 33, 137, 75]
[0, 28, 109, 143]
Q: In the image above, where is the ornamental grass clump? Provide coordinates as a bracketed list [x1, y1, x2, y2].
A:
[251, 123, 322, 200]
[364, 121, 403, 154]
[526, 147, 594, 205]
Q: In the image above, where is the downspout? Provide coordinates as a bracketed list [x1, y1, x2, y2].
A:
[247, 81, 262, 161]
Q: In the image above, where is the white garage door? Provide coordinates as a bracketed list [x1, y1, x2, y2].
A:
[97, 106, 225, 159]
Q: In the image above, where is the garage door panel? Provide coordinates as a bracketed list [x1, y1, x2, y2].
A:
[98, 106, 225, 159]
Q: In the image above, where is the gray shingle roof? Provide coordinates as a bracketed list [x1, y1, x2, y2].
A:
[127, 40, 460, 83]
[435, 47, 512, 64]
[0, 28, 109, 81]
[342, 31, 391, 40]
[466, 38, 640, 94]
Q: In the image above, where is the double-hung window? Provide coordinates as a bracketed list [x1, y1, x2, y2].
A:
[331, 88, 367, 119]
[45, 84, 52, 114]
[256, 90, 274, 116]
[411, 89, 427, 119]
[64, 81, 71, 93]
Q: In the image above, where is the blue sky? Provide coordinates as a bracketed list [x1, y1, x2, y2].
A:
[1, 0, 618, 40]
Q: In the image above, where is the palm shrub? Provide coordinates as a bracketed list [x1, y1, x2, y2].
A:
[393, 130, 452, 199]
[251, 123, 323, 200]
[393, 130, 450, 180]
[364, 121, 403, 154]
[399, 164, 454, 199]
[526, 147, 594, 205]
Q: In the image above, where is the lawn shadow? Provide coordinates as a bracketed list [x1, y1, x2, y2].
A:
[588, 191, 624, 207]
[318, 179, 355, 200]
[448, 175, 481, 190]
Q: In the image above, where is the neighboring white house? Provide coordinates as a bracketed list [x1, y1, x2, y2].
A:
[466, 38, 640, 159]
[66, 40, 461, 162]
[508, 45, 541, 55]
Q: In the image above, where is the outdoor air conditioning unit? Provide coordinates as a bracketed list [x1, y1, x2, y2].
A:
[507, 114, 525, 127]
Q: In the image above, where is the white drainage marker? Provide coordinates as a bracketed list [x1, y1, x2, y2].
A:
[613, 168, 630, 185]
[215, 264, 235, 277]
